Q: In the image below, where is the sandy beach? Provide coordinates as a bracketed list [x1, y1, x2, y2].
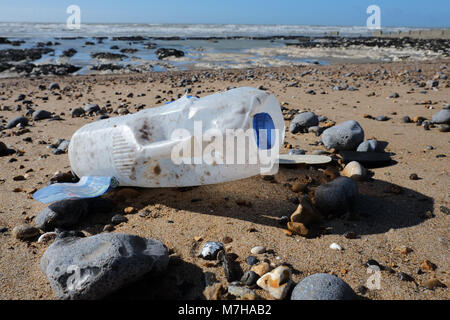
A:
[0, 58, 449, 300]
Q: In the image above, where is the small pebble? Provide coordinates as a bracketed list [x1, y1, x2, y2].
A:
[330, 243, 342, 251]
[246, 256, 259, 266]
[250, 246, 266, 254]
[12, 224, 40, 240]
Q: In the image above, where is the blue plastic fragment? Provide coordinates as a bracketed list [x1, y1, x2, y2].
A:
[253, 112, 275, 150]
[33, 176, 114, 204]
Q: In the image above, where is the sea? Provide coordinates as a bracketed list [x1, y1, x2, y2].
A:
[0, 23, 440, 74]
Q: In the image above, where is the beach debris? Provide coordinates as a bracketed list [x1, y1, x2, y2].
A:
[291, 273, 355, 300]
[199, 241, 224, 260]
[38, 232, 57, 243]
[12, 224, 40, 240]
[321, 120, 364, 151]
[342, 161, 366, 181]
[257, 265, 292, 300]
[40, 233, 169, 299]
[314, 176, 358, 216]
[289, 112, 319, 133]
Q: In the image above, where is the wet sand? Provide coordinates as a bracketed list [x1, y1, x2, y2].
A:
[0, 60, 449, 300]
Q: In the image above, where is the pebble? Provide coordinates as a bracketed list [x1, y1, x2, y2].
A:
[35, 199, 89, 231]
[246, 256, 259, 266]
[111, 214, 128, 225]
[291, 273, 355, 300]
[251, 262, 271, 277]
[290, 196, 321, 226]
[314, 177, 358, 216]
[257, 266, 292, 300]
[398, 272, 414, 282]
[356, 139, 387, 152]
[199, 241, 224, 260]
[401, 116, 411, 123]
[343, 231, 357, 239]
[227, 285, 256, 299]
[423, 278, 446, 290]
[32, 109, 53, 121]
[375, 115, 389, 121]
[48, 82, 60, 90]
[83, 104, 100, 114]
[241, 270, 259, 286]
[409, 173, 419, 180]
[250, 246, 266, 254]
[329, 243, 342, 251]
[342, 161, 366, 181]
[6, 116, 28, 129]
[420, 260, 436, 272]
[41, 233, 169, 299]
[390, 93, 400, 98]
[287, 222, 309, 237]
[289, 112, 319, 133]
[438, 124, 450, 132]
[12, 224, 40, 240]
[321, 120, 364, 151]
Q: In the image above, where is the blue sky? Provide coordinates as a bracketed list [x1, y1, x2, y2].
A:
[0, 0, 449, 27]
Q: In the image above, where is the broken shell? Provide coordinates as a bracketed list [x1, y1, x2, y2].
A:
[342, 161, 366, 181]
[38, 232, 57, 243]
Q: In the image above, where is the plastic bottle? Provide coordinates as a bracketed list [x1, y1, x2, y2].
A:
[68, 87, 285, 187]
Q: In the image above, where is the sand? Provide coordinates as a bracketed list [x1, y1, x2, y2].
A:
[0, 60, 449, 300]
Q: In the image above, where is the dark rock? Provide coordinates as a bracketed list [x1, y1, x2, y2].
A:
[6, 116, 28, 129]
[32, 110, 52, 121]
[71, 107, 85, 118]
[156, 48, 185, 60]
[35, 199, 89, 231]
[314, 177, 358, 216]
[246, 256, 259, 266]
[41, 233, 169, 299]
[241, 271, 259, 286]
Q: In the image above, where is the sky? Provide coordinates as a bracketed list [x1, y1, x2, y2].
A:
[0, 0, 449, 28]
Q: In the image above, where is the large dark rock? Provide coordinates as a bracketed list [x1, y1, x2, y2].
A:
[314, 177, 358, 216]
[291, 273, 355, 300]
[156, 48, 185, 60]
[35, 199, 89, 231]
[41, 233, 169, 299]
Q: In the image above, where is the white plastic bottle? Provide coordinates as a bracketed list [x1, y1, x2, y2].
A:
[68, 87, 285, 187]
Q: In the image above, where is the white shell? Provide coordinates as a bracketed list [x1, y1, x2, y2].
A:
[38, 232, 57, 243]
[342, 161, 366, 180]
[330, 243, 342, 250]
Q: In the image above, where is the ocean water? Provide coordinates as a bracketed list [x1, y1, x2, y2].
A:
[0, 23, 442, 75]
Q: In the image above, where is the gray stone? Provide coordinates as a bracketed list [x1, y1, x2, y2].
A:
[375, 115, 389, 121]
[12, 224, 40, 240]
[438, 124, 450, 132]
[6, 116, 28, 129]
[289, 112, 319, 134]
[111, 214, 128, 225]
[321, 120, 364, 151]
[291, 273, 355, 300]
[49, 83, 60, 90]
[35, 199, 89, 231]
[314, 177, 358, 216]
[241, 270, 259, 286]
[432, 109, 450, 124]
[71, 108, 85, 118]
[227, 285, 256, 298]
[32, 109, 52, 121]
[83, 104, 100, 114]
[41, 233, 169, 300]
[199, 241, 224, 260]
[356, 140, 387, 152]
